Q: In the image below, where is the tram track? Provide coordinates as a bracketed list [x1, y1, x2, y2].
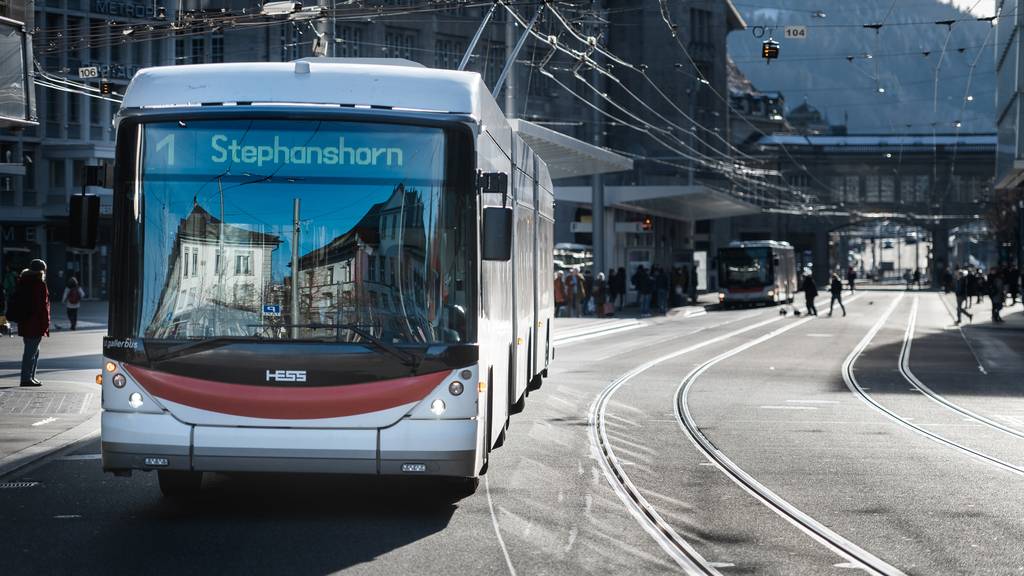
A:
[586, 294, 861, 574]
[840, 293, 1024, 479]
[899, 295, 1024, 441]
[672, 294, 904, 576]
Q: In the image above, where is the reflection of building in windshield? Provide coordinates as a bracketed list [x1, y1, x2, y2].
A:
[148, 204, 282, 338]
[299, 184, 430, 341]
[720, 248, 770, 289]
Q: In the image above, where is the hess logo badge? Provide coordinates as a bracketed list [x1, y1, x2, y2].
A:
[266, 370, 307, 383]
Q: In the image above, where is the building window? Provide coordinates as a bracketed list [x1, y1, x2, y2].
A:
[864, 175, 880, 202]
[879, 175, 895, 203]
[435, 35, 465, 70]
[482, 41, 505, 91]
[384, 27, 417, 60]
[689, 9, 713, 47]
[183, 248, 190, 277]
[235, 252, 252, 275]
[844, 175, 860, 203]
[212, 33, 224, 63]
[335, 25, 364, 57]
[49, 159, 65, 189]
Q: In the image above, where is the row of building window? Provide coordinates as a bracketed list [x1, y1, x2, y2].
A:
[826, 174, 991, 204]
[182, 249, 253, 278]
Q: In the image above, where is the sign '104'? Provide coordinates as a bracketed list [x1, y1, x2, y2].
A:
[784, 26, 808, 40]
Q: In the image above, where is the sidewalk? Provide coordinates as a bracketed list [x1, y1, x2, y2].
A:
[552, 294, 713, 345]
[0, 311, 105, 478]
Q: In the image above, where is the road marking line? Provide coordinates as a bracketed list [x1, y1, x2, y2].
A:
[53, 514, 81, 519]
[484, 475, 517, 576]
[58, 453, 102, 461]
[31, 417, 58, 427]
[787, 400, 840, 404]
[758, 406, 818, 410]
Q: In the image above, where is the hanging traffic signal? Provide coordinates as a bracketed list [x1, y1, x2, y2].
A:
[100, 80, 112, 95]
[762, 39, 780, 63]
[641, 215, 653, 231]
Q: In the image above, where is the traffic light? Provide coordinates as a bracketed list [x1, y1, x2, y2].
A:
[762, 39, 780, 63]
[641, 215, 653, 231]
[100, 80, 112, 95]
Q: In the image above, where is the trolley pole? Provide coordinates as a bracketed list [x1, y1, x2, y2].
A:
[291, 198, 301, 340]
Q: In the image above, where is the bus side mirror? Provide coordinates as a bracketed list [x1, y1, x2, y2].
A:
[69, 194, 100, 249]
[477, 171, 508, 197]
[773, 256, 781, 265]
[482, 207, 513, 261]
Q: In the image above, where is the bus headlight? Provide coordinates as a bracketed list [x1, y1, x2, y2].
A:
[718, 293, 725, 301]
[767, 290, 775, 298]
[448, 381, 464, 396]
[430, 399, 446, 415]
[128, 392, 144, 409]
[112, 373, 127, 388]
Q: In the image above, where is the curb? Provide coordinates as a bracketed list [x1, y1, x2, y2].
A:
[0, 412, 101, 479]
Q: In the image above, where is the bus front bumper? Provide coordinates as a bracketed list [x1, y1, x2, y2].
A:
[102, 411, 478, 477]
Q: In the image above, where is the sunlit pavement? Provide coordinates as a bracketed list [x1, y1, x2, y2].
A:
[3, 289, 1024, 575]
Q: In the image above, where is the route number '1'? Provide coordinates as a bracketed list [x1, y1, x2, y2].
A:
[784, 26, 807, 40]
[155, 133, 175, 165]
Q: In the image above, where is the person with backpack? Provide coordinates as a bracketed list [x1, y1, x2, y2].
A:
[7, 259, 50, 387]
[828, 272, 846, 317]
[62, 276, 86, 331]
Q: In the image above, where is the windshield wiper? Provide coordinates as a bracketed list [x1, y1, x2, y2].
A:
[145, 336, 260, 363]
[281, 323, 420, 369]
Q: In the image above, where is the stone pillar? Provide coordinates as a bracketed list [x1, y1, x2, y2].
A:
[838, 233, 849, 272]
[930, 224, 950, 288]
[814, 224, 830, 286]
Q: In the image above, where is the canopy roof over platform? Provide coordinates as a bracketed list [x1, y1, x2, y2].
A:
[556, 185, 760, 221]
[509, 119, 633, 180]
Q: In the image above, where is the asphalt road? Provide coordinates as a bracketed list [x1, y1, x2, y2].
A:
[2, 289, 1023, 575]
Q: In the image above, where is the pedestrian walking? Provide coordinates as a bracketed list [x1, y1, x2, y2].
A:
[846, 266, 857, 292]
[954, 269, 973, 325]
[554, 271, 566, 317]
[7, 259, 50, 387]
[912, 268, 922, 290]
[802, 271, 818, 316]
[62, 276, 86, 330]
[828, 273, 846, 317]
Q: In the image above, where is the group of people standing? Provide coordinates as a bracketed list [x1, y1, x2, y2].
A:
[952, 264, 1021, 325]
[554, 268, 626, 318]
[553, 265, 693, 318]
[1, 260, 87, 387]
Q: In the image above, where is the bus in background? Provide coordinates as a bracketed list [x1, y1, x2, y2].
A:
[716, 241, 797, 307]
[75, 59, 555, 498]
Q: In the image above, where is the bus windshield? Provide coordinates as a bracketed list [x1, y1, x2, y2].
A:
[135, 118, 471, 345]
[720, 248, 772, 289]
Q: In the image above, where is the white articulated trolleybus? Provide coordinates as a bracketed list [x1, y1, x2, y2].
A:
[84, 59, 555, 497]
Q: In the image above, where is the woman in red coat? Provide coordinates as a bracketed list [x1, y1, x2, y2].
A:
[17, 259, 50, 387]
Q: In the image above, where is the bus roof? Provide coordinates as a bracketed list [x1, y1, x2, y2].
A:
[725, 240, 793, 249]
[121, 59, 492, 118]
